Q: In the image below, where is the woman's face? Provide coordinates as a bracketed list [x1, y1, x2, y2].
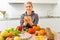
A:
[25, 3, 33, 13]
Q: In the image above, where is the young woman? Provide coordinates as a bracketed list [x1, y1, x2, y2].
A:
[20, 1, 39, 30]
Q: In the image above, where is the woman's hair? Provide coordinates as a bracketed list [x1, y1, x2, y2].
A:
[24, 1, 33, 7]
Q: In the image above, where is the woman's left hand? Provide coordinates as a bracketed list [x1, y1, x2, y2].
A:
[27, 20, 33, 26]
[24, 16, 33, 26]
[27, 16, 33, 26]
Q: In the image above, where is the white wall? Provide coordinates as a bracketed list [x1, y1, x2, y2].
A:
[53, 0, 60, 16]
[9, 4, 55, 18]
[0, 0, 13, 18]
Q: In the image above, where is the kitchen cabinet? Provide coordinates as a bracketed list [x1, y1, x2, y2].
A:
[0, 21, 8, 31]
[0, 18, 60, 32]
[38, 18, 60, 33]
[8, 0, 57, 4]
[7, 20, 20, 28]
[0, 19, 20, 31]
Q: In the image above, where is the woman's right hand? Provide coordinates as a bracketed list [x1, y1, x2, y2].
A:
[23, 20, 27, 26]
[23, 17, 28, 26]
[24, 16, 33, 26]
[24, 16, 28, 21]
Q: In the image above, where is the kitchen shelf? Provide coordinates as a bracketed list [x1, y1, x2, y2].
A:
[8, 1, 57, 5]
[0, 16, 60, 21]
[9, 2, 57, 5]
[8, 0, 57, 5]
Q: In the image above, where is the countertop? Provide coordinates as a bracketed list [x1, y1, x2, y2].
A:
[0, 16, 60, 21]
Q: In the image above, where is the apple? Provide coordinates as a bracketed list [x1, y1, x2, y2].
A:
[16, 26, 22, 31]
[29, 28, 36, 34]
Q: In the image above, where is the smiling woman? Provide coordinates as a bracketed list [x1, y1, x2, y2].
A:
[20, 1, 39, 30]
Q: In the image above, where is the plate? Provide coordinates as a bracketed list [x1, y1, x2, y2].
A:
[20, 32, 32, 40]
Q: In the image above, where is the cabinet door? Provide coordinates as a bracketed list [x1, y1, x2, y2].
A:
[38, 18, 60, 32]
[7, 20, 20, 28]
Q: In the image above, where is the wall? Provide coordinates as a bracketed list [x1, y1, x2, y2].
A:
[0, 0, 12, 18]
[9, 4, 56, 18]
[53, 0, 60, 16]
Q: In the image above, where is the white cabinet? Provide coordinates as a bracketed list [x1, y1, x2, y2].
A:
[0, 18, 60, 32]
[8, 0, 57, 4]
[0, 21, 8, 31]
[38, 18, 60, 32]
[7, 20, 20, 28]
[0, 20, 20, 31]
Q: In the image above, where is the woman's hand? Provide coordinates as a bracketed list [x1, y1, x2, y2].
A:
[23, 22, 27, 26]
[23, 18, 27, 26]
[26, 16, 33, 26]
[28, 21, 33, 26]
[24, 16, 31, 22]
[24, 16, 33, 26]
[23, 21, 27, 26]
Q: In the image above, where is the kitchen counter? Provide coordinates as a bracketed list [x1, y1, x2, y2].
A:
[0, 18, 20, 21]
[0, 17, 60, 32]
[0, 16, 60, 21]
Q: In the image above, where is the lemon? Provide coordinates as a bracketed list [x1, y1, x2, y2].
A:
[1, 30, 8, 37]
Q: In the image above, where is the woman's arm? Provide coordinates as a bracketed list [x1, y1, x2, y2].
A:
[20, 15, 24, 26]
[33, 14, 39, 25]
